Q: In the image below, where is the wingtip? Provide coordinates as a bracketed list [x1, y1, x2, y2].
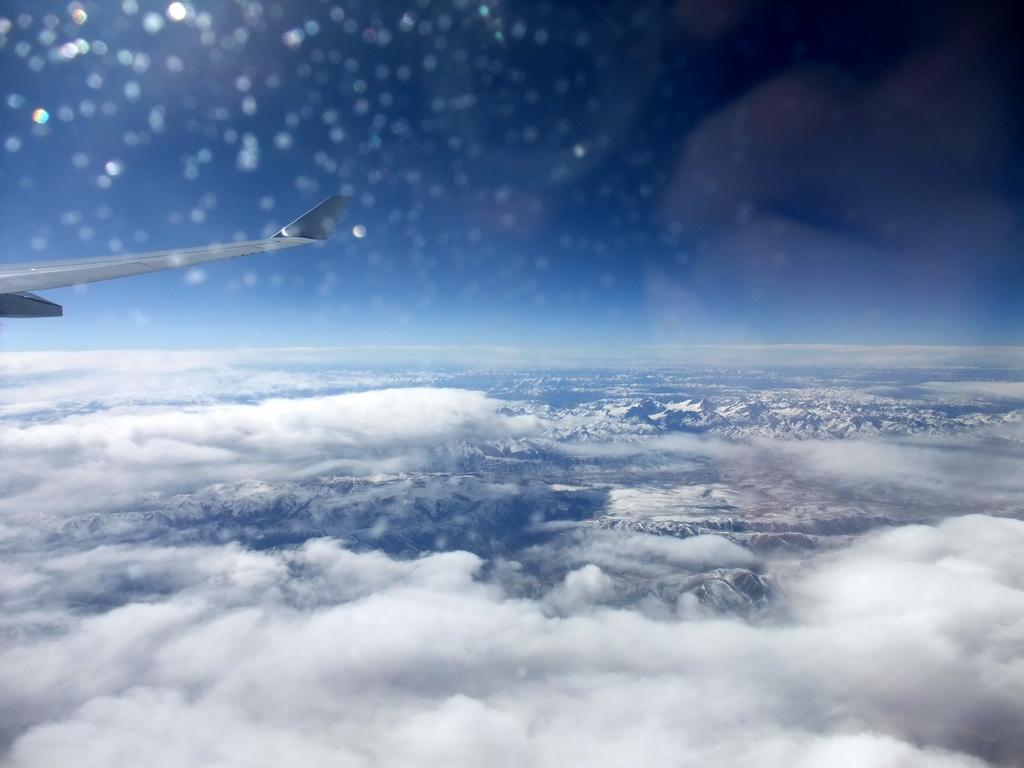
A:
[274, 195, 350, 240]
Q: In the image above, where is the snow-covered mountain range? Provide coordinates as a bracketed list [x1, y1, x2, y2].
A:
[9, 361, 1021, 616]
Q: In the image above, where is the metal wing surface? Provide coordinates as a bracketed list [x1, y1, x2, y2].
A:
[0, 196, 349, 318]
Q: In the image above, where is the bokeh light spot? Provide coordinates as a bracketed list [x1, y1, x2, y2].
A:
[142, 12, 164, 33]
[282, 28, 304, 48]
[183, 267, 207, 285]
[32, 108, 49, 124]
[167, 3, 187, 22]
[236, 133, 259, 172]
[353, 225, 367, 238]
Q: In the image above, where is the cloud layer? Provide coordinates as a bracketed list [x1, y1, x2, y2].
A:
[2, 515, 1023, 767]
[2, 348, 1023, 766]
[0, 387, 542, 518]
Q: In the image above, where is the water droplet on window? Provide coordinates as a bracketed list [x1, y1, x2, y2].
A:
[236, 133, 259, 171]
[282, 28, 304, 48]
[142, 12, 164, 33]
[166, 3, 187, 23]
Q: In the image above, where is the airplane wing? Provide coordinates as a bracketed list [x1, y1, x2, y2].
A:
[0, 196, 349, 318]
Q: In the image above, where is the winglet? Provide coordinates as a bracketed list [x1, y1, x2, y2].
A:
[273, 196, 350, 240]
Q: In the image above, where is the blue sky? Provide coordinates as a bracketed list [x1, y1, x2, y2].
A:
[2, 0, 1022, 350]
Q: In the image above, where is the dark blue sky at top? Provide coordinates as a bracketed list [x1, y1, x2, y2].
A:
[1, 0, 1022, 349]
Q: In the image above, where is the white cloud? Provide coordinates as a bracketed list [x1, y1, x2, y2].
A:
[539, 529, 759, 584]
[2, 348, 1023, 767]
[0, 388, 542, 517]
[0, 515, 1022, 767]
[0, 349, 434, 417]
[766, 434, 1024, 502]
[917, 380, 1024, 401]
